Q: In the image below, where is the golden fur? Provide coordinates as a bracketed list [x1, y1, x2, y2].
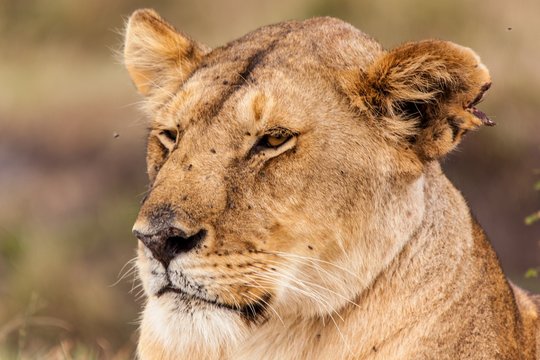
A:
[124, 9, 540, 359]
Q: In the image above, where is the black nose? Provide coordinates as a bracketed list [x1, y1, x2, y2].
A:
[133, 227, 207, 268]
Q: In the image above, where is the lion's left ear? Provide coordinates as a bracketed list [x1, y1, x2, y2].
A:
[123, 9, 210, 96]
[357, 40, 493, 160]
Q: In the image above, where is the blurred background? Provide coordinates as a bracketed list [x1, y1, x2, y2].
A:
[0, 0, 538, 358]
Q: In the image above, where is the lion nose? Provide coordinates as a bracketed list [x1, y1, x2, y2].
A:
[133, 226, 207, 268]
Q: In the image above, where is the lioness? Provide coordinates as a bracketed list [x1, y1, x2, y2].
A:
[123, 9, 539, 359]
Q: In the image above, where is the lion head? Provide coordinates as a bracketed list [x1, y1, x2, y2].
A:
[124, 9, 492, 359]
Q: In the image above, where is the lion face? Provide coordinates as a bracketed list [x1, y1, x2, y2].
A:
[124, 9, 492, 357]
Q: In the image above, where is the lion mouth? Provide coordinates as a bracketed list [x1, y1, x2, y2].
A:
[465, 82, 495, 126]
[466, 105, 494, 126]
[157, 285, 270, 322]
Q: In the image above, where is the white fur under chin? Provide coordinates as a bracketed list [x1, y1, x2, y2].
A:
[139, 296, 248, 360]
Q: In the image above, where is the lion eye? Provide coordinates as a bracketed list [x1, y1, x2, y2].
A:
[248, 127, 297, 157]
[155, 129, 178, 151]
[261, 134, 291, 148]
[161, 129, 177, 142]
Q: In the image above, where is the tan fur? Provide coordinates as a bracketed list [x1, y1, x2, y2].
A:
[124, 9, 539, 359]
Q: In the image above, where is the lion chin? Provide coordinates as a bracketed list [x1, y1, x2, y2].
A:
[123, 8, 540, 360]
[138, 296, 247, 360]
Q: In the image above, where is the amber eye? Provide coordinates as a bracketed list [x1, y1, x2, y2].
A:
[261, 134, 291, 148]
[248, 127, 297, 157]
[256, 126, 296, 151]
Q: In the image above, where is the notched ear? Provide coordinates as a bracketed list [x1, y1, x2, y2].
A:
[123, 9, 210, 96]
[359, 40, 493, 160]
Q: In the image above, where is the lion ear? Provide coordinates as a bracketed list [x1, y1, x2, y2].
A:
[123, 9, 210, 96]
[360, 40, 493, 160]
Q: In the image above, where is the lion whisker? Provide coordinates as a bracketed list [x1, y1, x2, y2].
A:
[246, 257, 361, 311]
[110, 256, 139, 287]
[262, 250, 361, 280]
[247, 270, 345, 322]
[243, 289, 285, 326]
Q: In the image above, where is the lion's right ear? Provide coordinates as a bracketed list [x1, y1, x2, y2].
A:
[353, 40, 493, 160]
[123, 9, 209, 96]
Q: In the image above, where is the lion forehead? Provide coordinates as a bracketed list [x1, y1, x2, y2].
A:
[153, 17, 383, 132]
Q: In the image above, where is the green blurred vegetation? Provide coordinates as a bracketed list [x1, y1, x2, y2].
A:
[0, 0, 538, 358]
[525, 171, 540, 225]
